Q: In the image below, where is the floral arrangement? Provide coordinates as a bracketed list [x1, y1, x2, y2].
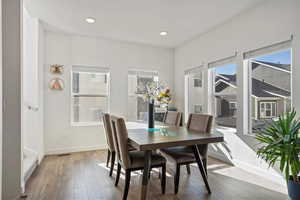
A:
[137, 81, 172, 105]
[157, 88, 171, 105]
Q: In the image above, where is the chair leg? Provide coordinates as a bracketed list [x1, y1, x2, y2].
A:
[109, 152, 116, 177]
[174, 164, 181, 194]
[161, 164, 166, 194]
[148, 168, 153, 179]
[115, 163, 121, 186]
[202, 158, 207, 175]
[186, 164, 191, 175]
[122, 169, 131, 200]
[106, 150, 111, 167]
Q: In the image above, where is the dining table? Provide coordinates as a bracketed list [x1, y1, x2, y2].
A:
[126, 121, 224, 200]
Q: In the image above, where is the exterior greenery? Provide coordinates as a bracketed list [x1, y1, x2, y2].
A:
[256, 109, 300, 182]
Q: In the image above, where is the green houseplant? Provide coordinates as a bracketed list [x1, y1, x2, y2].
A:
[256, 109, 300, 200]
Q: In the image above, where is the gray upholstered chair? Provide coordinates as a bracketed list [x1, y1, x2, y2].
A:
[159, 113, 213, 194]
[163, 111, 181, 127]
[110, 115, 167, 200]
[103, 113, 135, 177]
[103, 113, 116, 177]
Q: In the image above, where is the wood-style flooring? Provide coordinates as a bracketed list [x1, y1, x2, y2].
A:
[23, 150, 288, 200]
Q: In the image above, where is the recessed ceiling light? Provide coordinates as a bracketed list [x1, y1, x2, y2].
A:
[86, 17, 96, 24]
[160, 31, 168, 36]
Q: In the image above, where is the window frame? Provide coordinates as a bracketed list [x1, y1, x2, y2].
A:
[127, 69, 159, 121]
[184, 66, 205, 123]
[209, 62, 238, 129]
[244, 46, 292, 136]
[70, 67, 110, 127]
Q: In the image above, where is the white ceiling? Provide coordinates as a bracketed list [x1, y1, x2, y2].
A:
[25, 0, 264, 48]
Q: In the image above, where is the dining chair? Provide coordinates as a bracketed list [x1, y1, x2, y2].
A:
[110, 115, 167, 200]
[163, 111, 181, 127]
[103, 113, 135, 177]
[159, 113, 213, 194]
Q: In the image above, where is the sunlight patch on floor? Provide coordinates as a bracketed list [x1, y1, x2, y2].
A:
[96, 162, 174, 180]
[212, 166, 287, 194]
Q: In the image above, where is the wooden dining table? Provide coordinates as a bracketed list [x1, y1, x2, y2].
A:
[126, 121, 224, 200]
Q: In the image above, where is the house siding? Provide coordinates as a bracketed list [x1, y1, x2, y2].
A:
[252, 64, 291, 91]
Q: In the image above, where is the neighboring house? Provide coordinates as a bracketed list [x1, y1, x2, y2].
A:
[215, 60, 291, 127]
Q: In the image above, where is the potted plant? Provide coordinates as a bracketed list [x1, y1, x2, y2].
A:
[256, 109, 300, 200]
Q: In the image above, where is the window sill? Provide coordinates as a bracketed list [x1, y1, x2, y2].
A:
[214, 126, 237, 134]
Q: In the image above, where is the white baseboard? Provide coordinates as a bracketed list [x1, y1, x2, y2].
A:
[208, 151, 285, 186]
[45, 145, 107, 155]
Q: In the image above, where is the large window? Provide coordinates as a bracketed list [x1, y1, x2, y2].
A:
[71, 66, 110, 126]
[127, 70, 158, 121]
[246, 49, 292, 134]
[211, 63, 237, 128]
[185, 68, 205, 121]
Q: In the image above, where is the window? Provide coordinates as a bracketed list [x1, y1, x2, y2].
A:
[245, 49, 292, 134]
[229, 102, 237, 110]
[185, 68, 205, 121]
[210, 63, 237, 128]
[127, 70, 158, 121]
[194, 78, 202, 87]
[71, 66, 109, 126]
[260, 102, 276, 118]
[194, 104, 203, 113]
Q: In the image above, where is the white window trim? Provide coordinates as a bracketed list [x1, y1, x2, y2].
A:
[70, 67, 110, 126]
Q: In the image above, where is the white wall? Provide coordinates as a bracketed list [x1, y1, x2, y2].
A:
[0, 0, 2, 198]
[174, 0, 300, 184]
[44, 31, 174, 154]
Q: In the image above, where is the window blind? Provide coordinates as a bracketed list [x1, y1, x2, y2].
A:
[72, 65, 109, 73]
[208, 53, 237, 68]
[243, 37, 292, 59]
[184, 65, 204, 75]
[128, 70, 158, 77]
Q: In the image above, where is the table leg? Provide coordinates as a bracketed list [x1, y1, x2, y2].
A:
[141, 150, 152, 200]
[192, 145, 211, 194]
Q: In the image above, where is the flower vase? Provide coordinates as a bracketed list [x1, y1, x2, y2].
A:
[148, 99, 155, 128]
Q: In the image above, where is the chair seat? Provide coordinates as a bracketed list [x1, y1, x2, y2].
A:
[159, 146, 196, 164]
[128, 143, 136, 151]
[129, 151, 166, 169]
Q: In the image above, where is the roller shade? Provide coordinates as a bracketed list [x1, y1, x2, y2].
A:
[72, 65, 110, 73]
[208, 53, 237, 68]
[128, 70, 158, 77]
[184, 65, 204, 75]
[243, 37, 292, 59]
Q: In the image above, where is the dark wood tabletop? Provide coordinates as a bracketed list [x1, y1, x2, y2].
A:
[127, 124, 224, 151]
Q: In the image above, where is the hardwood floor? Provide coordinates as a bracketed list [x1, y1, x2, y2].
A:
[23, 150, 288, 200]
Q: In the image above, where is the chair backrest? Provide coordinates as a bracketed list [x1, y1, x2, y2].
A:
[110, 115, 131, 169]
[186, 114, 213, 133]
[163, 111, 181, 127]
[102, 113, 115, 152]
